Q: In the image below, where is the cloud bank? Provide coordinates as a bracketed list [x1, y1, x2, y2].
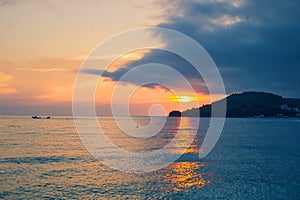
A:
[156, 0, 300, 97]
[83, 0, 300, 97]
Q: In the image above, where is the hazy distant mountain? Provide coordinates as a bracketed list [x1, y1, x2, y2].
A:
[171, 92, 300, 118]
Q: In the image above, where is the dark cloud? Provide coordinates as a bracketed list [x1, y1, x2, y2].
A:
[83, 0, 300, 98]
[81, 49, 209, 94]
[155, 0, 300, 97]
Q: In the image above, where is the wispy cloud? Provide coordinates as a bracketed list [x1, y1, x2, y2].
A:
[0, 71, 16, 94]
[210, 15, 244, 28]
[0, 0, 16, 7]
[39, 1, 61, 16]
[0, 0, 61, 16]
[16, 67, 68, 73]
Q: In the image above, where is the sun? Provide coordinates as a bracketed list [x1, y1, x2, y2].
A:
[170, 95, 198, 103]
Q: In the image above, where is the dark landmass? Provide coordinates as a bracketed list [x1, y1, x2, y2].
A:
[168, 110, 182, 117]
[171, 91, 300, 118]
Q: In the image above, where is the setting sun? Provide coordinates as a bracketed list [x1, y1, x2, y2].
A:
[170, 95, 198, 103]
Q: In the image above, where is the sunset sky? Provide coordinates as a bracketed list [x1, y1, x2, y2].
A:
[0, 0, 299, 115]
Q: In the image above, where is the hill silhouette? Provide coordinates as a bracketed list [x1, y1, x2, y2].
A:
[168, 110, 182, 117]
[174, 92, 300, 118]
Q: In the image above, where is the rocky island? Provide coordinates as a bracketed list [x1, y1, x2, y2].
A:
[168, 110, 182, 117]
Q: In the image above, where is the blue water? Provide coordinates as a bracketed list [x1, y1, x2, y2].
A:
[0, 116, 299, 199]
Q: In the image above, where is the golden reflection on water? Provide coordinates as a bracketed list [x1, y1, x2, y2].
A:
[164, 118, 212, 192]
[164, 162, 212, 192]
[168, 117, 205, 155]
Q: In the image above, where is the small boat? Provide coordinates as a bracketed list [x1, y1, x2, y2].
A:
[32, 115, 41, 119]
[32, 115, 51, 119]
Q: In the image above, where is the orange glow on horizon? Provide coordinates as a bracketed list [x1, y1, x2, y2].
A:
[170, 95, 199, 103]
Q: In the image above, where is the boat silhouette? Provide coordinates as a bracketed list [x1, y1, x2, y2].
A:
[32, 116, 51, 119]
[32, 115, 41, 119]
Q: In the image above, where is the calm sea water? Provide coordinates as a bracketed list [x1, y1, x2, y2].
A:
[0, 115, 299, 199]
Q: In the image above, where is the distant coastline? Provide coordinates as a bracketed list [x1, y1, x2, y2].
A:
[169, 91, 300, 118]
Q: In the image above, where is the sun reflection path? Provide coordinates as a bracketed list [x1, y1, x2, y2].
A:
[164, 162, 212, 192]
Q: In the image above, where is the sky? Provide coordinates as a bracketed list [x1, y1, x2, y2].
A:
[0, 0, 299, 116]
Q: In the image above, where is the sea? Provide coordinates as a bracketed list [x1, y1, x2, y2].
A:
[0, 115, 299, 199]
